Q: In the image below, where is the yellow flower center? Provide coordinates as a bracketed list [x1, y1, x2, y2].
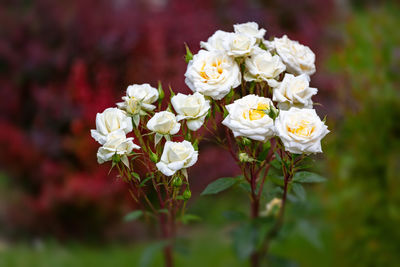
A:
[244, 103, 269, 121]
[199, 60, 224, 81]
[287, 120, 315, 137]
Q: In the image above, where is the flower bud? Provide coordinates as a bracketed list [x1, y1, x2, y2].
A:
[241, 137, 252, 146]
[172, 177, 183, 187]
[238, 152, 256, 163]
[183, 189, 192, 200]
[158, 82, 165, 102]
[149, 150, 158, 163]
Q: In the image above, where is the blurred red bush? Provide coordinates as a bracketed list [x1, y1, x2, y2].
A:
[0, 0, 334, 239]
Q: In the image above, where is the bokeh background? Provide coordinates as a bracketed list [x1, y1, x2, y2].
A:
[0, 0, 399, 266]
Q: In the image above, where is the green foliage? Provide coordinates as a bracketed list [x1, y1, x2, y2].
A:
[293, 171, 326, 183]
[139, 241, 168, 267]
[323, 3, 400, 266]
[123, 210, 143, 222]
[201, 177, 239, 195]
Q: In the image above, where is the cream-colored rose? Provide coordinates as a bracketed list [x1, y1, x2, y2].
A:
[97, 130, 140, 167]
[222, 95, 276, 142]
[223, 32, 257, 57]
[244, 47, 286, 84]
[91, 108, 133, 145]
[171, 92, 210, 131]
[266, 35, 316, 76]
[185, 50, 241, 100]
[117, 83, 159, 114]
[146, 111, 180, 135]
[275, 107, 329, 154]
[273, 73, 317, 110]
[234, 22, 266, 40]
[156, 140, 198, 176]
[200, 30, 231, 52]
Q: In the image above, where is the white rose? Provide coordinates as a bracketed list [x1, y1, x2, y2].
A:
[223, 32, 257, 57]
[234, 22, 266, 40]
[97, 130, 140, 167]
[156, 140, 198, 176]
[185, 50, 241, 100]
[200, 30, 231, 52]
[117, 83, 159, 114]
[244, 47, 286, 84]
[222, 94, 276, 142]
[146, 111, 180, 135]
[275, 107, 329, 154]
[171, 92, 211, 131]
[273, 73, 317, 110]
[91, 108, 133, 145]
[266, 35, 316, 76]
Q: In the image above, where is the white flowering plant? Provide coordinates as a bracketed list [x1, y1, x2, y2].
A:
[91, 83, 210, 267]
[187, 22, 329, 266]
[91, 21, 330, 267]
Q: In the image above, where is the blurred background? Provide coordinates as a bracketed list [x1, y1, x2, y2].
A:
[0, 0, 399, 266]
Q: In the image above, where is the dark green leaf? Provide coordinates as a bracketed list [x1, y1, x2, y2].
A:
[269, 175, 285, 187]
[257, 141, 271, 162]
[201, 177, 238, 195]
[223, 210, 247, 222]
[139, 175, 153, 187]
[270, 159, 281, 170]
[139, 241, 168, 267]
[123, 210, 143, 222]
[291, 183, 306, 201]
[293, 171, 327, 183]
[158, 209, 168, 214]
[238, 182, 251, 193]
[180, 214, 202, 224]
[232, 223, 258, 260]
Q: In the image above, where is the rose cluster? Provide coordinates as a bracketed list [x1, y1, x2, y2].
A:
[91, 83, 210, 176]
[185, 22, 329, 154]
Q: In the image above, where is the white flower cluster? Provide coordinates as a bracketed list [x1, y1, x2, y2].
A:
[186, 22, 329, 154]
[91, 84, 208, 176]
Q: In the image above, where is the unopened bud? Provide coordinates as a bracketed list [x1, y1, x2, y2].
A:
[158, 82, 165, 101]
[149, 151, 158, 163]
[172, 177, 183, 187]
[241, 137, 252, 146]
[183, 189, 192, 200]
[238, 152, 256, 163]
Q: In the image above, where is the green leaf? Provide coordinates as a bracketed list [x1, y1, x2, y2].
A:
[139, 175, 153, 187]
[222, 210, 247, 222]
[201, 177, 238, 195]
[269, 175, 285, 187]
[270, 159, 281, 169]
[257, 141, 271, 162]
[180, 214, 202, 224]
[293, 171, 327, 183]
[291, 183, 306, 201]
[131, 172, 140, 181]
[232, 223, 258, 260]
[123, 210, 143, 222]
[238, 182, 251, 193]
[139, 241, 168, 267]
[158, 209, 168, 214]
